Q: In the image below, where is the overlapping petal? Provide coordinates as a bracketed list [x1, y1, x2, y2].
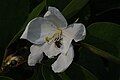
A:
[28, 45, 43, 66]
[52, 45, 74, 73]
[60, 35, 73, 54]
[43, 43, 61, 58]
[44, 7, 67, 28]
[68, 23, 86, 42]
[21, 17, 56, 44]
[20, 6, 86, 73]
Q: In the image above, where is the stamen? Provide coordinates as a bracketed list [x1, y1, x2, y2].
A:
[45, 28, 62, 43]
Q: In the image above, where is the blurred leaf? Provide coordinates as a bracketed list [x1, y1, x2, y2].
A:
[0, 76, 13, 80]
[41, 65, 55, 80]
[78, 64, 98, 80]
[29, 64, 44, 80]
[66, 63, 98, 80]
[46, 0, 71, 11]
[7, 0, 46, 47]
[27, 0, 46, 22]
[0, 0, 29, 65]
[30, 64, 61, 80]
[29, 0, 42, 12]
[58, 73, 71, 80]
[77, 47, 109, 80]
[67, 4, 91, 24]
[82, 22, 120, 80]
[82, 43, 120, 64]
[79, 4, 90, 21]
[108, 62, 120, 80]
[94, 8, 120, 25]
[0, 0, 29, 49]
[62, 0, 89, 19]
[87, 22, 120, 58]
[91, 0, 120, 14]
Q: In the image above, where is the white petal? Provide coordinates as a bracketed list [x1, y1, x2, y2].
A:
[20, 17, 56, 44]
[62, 27, 75, 39]
[43, 42, 61, 58]
[61, 35, 73, 54]
[28, 45, 43, 66]
[63, 23, 86, 42]
[52, 45, 74, 73]
[44, 7, 67, 28]
[68, 23, 86, 42]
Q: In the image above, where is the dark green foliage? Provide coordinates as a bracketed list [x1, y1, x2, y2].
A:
[0, 0, 120, 80]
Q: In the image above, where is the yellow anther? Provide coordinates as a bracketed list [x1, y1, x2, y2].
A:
[45, 37, 50, 42]
[45, 28, 62, 42]
[56, 28, 62, 34]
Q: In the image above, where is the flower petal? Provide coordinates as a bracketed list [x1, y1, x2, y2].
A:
[43, 42, 61, 58]
[61, 35, 73, 54]
[64, 23, 86, 42]
[52, 45, 74, 73]
[28, 45, 43, 66]
[44, 7, 67, 28]
[68, 23, 86, 42]
[21, 17, 56, 44]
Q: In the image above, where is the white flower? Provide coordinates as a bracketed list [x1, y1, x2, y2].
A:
[20, 7, 86, 73]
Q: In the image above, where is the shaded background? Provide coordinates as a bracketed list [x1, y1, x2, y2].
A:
[0, 0, 120, 80]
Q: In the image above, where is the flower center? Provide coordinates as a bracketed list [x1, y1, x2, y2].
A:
[45, 28, 62, 43]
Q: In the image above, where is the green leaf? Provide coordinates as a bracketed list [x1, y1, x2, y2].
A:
[66, 4, 91, 25]
[27, 0, 46, 22]
[87, 22, 120, 58]
[46, 0, 71, 11]
[58, 73, 71, 80]
[82, 43, 120, 64]
[66, 63, 98, 80]
[80, 65, 98, 80]
[76, 47, 109, 80]
[108, 62, 120, 80]
[62, 0, 89, 18]
[29, 64, 44, 80]
[0, 0, 29, 65]
[41, 65, 55, 80]
[30, 64, 62, 80]
[78, 4, 91, 22]
[7, 0, 46, 47]
[91, 0, 120, 15]
[0, 0, 29, 48]
[0, 76, 13, 80]
[83, 22, 120, 79]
